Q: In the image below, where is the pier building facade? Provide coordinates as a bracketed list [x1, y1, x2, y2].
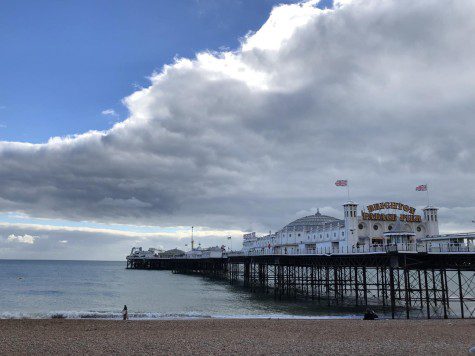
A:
[243, 201, 441, 255]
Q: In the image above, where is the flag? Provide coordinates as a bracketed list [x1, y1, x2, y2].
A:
[416, 184, 427, 191]
[335, 180, 348, 187]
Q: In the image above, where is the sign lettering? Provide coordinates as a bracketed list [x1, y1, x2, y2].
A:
[362, 211, 422, 222]
[363, 201, 421, 222]
[367, 202, 416, 215]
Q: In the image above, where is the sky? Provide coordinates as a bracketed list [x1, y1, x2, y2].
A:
[0, 0, 474, 260]
[0, 0, 331, 142]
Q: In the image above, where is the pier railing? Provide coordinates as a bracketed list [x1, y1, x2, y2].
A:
[245, 242, 475, 256]
[127, 242, 475, 261]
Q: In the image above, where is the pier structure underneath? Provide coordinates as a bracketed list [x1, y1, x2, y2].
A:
[127, 252, 475, 319]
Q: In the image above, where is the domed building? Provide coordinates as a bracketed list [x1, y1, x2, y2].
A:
[283, 210, 343, 230]
[242, 200, 441, 254]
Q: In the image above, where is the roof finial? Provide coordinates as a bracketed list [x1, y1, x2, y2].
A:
[316, 208, 320, 216]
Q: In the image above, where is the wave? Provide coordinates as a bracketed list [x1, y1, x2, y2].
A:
[0, 310, 360, 320]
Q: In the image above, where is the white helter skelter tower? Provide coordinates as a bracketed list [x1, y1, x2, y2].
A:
[343, 201, 359, 248]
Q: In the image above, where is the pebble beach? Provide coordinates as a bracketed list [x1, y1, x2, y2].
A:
[0, 319, 473, 355]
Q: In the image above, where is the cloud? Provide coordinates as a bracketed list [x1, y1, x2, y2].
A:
[0, 222, 244, 240]
[0, 223, 243, 260]
[101, 109, 118, 117]
[0, 0, 475, 258]
[7, 234, 37, 244]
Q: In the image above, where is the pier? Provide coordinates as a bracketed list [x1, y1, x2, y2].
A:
[127, 246, 475, 320]
[126, 200, 475, 319]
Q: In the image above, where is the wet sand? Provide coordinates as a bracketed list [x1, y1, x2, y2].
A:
[0, 319, 473, 355]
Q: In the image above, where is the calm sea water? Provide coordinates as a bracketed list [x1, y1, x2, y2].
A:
[0, 260, 359, 319]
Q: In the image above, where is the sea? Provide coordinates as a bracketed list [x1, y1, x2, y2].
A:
[0, 260, 360, 320]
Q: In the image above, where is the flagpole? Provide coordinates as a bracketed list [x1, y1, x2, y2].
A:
[426, 183, 430, 207]
[347, 182, 350, 201]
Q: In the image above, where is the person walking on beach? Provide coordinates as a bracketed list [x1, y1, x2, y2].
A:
[122, 305, 128, 320]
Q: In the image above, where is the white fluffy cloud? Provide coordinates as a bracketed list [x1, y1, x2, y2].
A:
[1, 0, 475, 254]
[101, 109, 118, 117]
[7, 234, 37, 244]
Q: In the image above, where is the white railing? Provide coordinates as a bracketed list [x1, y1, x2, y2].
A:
[426, 243, 475, 253]
[243, 242, 475, 256]
[128, 243, 474, 261]
[225, 251, 245, 257]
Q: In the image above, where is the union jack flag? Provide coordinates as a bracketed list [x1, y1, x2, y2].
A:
[335, 180, 348, 187]
[416, 184, 427, 191]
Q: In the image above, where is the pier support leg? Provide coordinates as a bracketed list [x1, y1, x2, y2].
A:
[457, 269, 465, 319]
[389, 267, 396, 319]
[244, 262, 250, 287]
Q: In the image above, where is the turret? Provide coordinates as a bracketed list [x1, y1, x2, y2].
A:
[343, 201, 358, 246]
[423, 206, 439, 236]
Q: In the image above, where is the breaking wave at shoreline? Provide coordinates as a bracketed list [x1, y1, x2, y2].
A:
[0, 311, 360, 320]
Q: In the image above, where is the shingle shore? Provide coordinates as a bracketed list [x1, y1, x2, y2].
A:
[0, 319, 473, 355]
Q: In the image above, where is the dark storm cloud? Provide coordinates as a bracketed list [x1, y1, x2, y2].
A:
[1, 0, 475, 236]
